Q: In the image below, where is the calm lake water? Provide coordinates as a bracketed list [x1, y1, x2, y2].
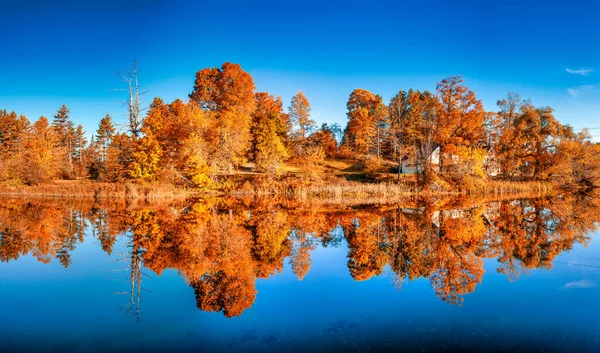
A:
[1, 195, 599, 352]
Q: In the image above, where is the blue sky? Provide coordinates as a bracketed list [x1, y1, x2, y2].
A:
[1, 0, 599, 139]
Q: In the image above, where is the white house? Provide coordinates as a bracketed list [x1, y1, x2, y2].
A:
[483, 154, 501, 176]
[401, 146, 440, 174]
[401, 146, 500, 177]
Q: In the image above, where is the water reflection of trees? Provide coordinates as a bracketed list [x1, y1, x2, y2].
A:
[0, 193, 598, 317]
[0, 200, 86, 267]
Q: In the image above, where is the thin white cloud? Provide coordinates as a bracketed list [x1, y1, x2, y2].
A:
[566, 67, 595, 76]
[567, 84, 597, 97]
[563, 279, 597, 289]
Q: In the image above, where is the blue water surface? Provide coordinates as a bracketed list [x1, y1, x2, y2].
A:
[1, 201, 599, 352]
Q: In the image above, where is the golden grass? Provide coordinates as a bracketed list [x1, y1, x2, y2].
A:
[224, 173, 558, 205]
[0, 181, 193, 200]
[321, 159, 355, 170]
[297, 181, 411, 202]
[0, 173, 557, 203]
[461, 179, 555, 197]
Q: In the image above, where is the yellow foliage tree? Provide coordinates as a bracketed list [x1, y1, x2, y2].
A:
[128, 135, 162, 181]
[251, 92, 289, 174]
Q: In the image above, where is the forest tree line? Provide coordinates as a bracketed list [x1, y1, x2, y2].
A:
[0, 62, 598, 188]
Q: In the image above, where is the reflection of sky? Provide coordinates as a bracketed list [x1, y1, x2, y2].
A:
[1, 230, 599, 352]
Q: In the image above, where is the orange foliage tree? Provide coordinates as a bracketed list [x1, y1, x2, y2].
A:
[190, 62, 256, 173]
[435, 76, 485, 173]
[142, 98, 211, 186]
[343, 89, 388, 157]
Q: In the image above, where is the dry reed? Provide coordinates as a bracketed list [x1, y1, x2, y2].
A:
[227, 175, 557, 204]
[0, 176, 557, 202]
[0, 181, 193, 200]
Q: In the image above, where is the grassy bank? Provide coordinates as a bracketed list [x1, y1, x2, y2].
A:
[468, 179, 554, 196]
[0, 174, 557, 201]
[0, 181, 194, 200]
[224, 174, 556, 201]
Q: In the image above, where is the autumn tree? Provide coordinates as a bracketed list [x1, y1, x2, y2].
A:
[52, 105, 76, 177]
[128, 134, 162, 181]
[512, 104, 563, 179]
[103, 132, 134, 182]
[288, 90, 315, 147]
[0, 110, 30, 184]
[142, 98, 211, 187]
[307, 123, 338, 158]
[413, 92, 442, 182]
[0, 110, 29, 156]
[52, 105, 74, 146]
[72, 124, 88, 178]
[343, 89, 388, 157]
[389, 90, 437, 175]
[190, 62, 256, 173]
[96, 115, 116, 157]
[494, 93, 577, 181]
[24, 116, 62, 184]
[388, 89, 413, 175]
[495, 93, 524, 177]
[142, 98, 173, 166]
[388, 90, 440, 182]
[89, 114, 116, 180]
[176, 101, 213, 188]
[435, 76, 485, 173]
[482, 111, 501, 175]
[250, 92, 289, 174]
[183, 127, 212, 188]
[547, 132, 600, 188]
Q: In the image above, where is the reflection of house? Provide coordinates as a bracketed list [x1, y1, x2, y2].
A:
[400, 207, 426, 215]
[401, 207, 442, 231]
[401, 206, 472, 232]
[483, 202, 500, 225]
[432, 209, 469, 227]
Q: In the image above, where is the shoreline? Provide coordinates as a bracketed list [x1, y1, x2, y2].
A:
[0, 177, 558, 202]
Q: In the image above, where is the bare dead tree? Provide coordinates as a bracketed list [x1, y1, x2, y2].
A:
[114, 241, 150, 323]
[116, 60, 149, 139]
